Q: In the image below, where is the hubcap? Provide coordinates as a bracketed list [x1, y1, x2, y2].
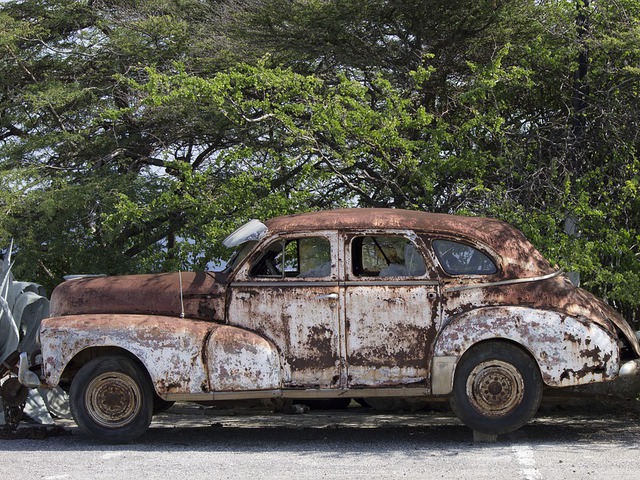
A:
[1, 377, 29, 406]
[85, 372, 141, 428]
[466, 360, 525, 417]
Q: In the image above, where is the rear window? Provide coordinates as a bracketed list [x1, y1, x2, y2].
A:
[433, 240, 497, 275]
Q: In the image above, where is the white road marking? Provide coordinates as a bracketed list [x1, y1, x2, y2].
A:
[512, 445, 542, 480]
[101, 452, 124, 460]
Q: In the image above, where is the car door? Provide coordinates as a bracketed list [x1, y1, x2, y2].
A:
[342, 231, 440, 387]
[226, 231, 342, 389]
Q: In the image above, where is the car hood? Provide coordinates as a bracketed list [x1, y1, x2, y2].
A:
[49, 272, 228, 322]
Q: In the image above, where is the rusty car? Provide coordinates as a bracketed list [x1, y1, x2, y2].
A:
[17, 208, 640, 442]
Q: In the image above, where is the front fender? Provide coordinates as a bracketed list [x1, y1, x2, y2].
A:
[431, 306, 620, 394]
[41, 315, 214, 395]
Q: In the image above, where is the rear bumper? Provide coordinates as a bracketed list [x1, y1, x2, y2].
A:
[618, 359, 640, 378]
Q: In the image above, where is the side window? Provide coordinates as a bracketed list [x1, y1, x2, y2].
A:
[250, 237, 331, 278]
[433, 239, 497, 275]
[352, 236, 427, 277]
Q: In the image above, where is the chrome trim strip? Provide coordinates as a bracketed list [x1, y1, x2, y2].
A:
[443, 270, 563, 293]
[231, 280, 439, 288]
[230, 281, 339, 288]
[342, 280, 439, 287]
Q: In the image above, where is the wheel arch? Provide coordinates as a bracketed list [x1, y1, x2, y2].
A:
[458, 337, 537, 366]
[58, 346, 152, 392]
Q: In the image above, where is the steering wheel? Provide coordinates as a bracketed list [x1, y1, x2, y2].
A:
[264, 259, 280, 276]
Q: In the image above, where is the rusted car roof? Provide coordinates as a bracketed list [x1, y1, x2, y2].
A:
[266, 208, 555, 278]
[268, 209, 523, 243]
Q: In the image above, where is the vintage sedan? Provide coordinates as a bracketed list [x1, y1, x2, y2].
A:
[21, 209, 640, 442]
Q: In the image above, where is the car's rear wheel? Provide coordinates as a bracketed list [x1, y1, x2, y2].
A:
[70, 356, 153, 443]
[152, 396, 175, 415]
[449, 341, 542, 435]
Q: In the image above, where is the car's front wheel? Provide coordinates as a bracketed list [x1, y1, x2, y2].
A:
[70, 356, 153, 443]
[449, 341, 542, 435]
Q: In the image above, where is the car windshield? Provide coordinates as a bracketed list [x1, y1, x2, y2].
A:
[223, 241, 257, 273]
[222, 219, 267, 248]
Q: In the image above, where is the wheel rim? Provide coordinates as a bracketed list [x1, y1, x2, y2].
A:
[466, 360, 525, 417]
[85, 372, 142, 428]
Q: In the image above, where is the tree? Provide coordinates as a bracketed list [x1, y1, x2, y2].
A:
[0, 0, 309, 292]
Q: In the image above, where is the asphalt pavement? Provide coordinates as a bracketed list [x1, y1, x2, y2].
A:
[1, 395, 639, 480]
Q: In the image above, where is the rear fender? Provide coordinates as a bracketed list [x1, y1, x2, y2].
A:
[431, 306, 619, 395]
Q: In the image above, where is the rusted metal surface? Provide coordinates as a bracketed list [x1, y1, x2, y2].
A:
[226, 230, 343, 389]
[466, 360, 525, 417]
[37, 208, 640, 438]
[50, 272, 227, 322]
[206, 325, 281, 391]
[440, 271, 638, 357]
[228, 285, 342, 388]
[85, 370, 142, 428]
[344, 283, 438, 387]
[41, 315, 214, 395]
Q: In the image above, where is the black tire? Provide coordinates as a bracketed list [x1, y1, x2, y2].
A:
[70, 356, 153, 444]
[449, 341, 542, 435]
[152, 396, 175, 415]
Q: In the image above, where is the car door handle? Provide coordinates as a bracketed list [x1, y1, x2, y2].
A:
[316, 293, 338, 300]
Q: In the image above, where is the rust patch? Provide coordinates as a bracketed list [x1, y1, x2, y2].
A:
[560, 364, 608, 382]
[564, 332, 579, 343]
[580, 347, 603, 362]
